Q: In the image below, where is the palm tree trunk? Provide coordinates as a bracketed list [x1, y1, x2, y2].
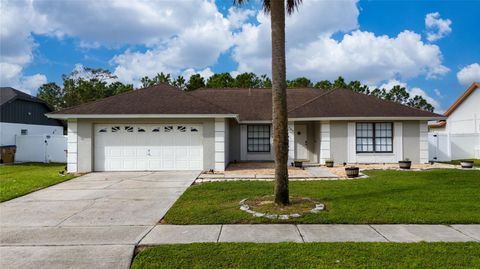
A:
[270, 0, 289, 205]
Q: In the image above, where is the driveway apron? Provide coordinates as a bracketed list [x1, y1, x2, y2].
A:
[0, 171, 199, 269]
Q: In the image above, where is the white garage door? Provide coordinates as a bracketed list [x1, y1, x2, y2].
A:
[94, 124, 203, 171]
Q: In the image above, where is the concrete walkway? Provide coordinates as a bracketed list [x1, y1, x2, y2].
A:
[139, 224, 480, 245]
[0, 171, 199, 269]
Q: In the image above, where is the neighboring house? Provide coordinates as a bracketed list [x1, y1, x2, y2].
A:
[47, 84, 444, 173]
[429, 82, 480, 161]
[0, 87, 64, 146]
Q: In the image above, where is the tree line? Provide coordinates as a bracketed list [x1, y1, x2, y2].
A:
[37, 66, 434, 112]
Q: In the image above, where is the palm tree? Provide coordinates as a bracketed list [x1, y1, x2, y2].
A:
[234, 0, 302, 205]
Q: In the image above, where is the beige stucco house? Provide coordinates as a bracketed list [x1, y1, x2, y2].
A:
[47, 84, 444, 173]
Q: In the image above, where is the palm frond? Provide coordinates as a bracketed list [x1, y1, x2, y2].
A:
[233, 0, 302, 15]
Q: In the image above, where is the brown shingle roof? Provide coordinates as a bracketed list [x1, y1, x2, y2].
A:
[189, 88, 327, 121]
[52, 84, 444, 120]
[288, 88, 442, 119]
[51, 83, 233, 115]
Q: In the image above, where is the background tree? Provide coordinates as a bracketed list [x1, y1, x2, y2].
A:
[37, 66, 133, 110]
[206, 73, 235, 88]
[186, 74, 206, 91]
[287, 77, 312, 88]
[234, 72, 262, 88]
[173, 75, 187, 90]
[37, 82, 64, 110]
[236, 0, 303, 205]
[141, 72, 172, 88]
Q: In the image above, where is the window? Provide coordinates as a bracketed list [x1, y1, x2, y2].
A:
[247, 125, 270, 152]
[356, 122, 393, 153]
[111, 126, 120, 133]
[177, 126, 186, 132]
[152, 128, 160, 132]
[164, 126, 173, 132]
[125, 126, 134, 132]
[21, 129, 28, 135]
[98, 128, 107, 133]
[190, 127, 199, 132]
[137, 127, 146, 132]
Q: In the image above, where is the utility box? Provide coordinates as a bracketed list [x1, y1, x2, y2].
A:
[0, 145, 17, 164]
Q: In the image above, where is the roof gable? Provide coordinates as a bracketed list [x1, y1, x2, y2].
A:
[444, 82, 479, 117]
[0, 87, 45, 107]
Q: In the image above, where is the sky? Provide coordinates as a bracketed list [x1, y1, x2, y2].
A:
[1, 0, 479, 113]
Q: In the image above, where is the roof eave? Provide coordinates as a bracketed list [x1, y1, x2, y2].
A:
[288, 116, 447, 121]
[46, 113, 239, 120]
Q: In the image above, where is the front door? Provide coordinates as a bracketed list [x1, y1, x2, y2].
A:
[295, 125, 308, 160]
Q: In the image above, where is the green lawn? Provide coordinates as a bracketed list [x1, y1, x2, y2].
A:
[132, 242, 480, 269]
[0, 163, 75, 202]
[443, 159, 480, 166]
[163, 169, 480, 224]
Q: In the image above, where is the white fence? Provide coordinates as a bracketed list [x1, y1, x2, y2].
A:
[15, 135, 67, 163]
[429, 132, 480, 161]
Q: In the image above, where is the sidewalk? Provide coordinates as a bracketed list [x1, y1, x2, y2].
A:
[139, 224, 480, 245]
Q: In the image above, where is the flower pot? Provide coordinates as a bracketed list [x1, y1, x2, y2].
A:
[460, 160, 474, 169]
[398, 161, 412, 169]
[325, 161, 334, 168]
[345, 167, 359, 178]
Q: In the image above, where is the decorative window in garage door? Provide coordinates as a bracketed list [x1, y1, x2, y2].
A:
[98, 128, 107, 133]
[111, 126, 121, 133]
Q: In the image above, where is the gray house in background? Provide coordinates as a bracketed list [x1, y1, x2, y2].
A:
[0, 87, 64, 146]
[47, 84, 444, 173]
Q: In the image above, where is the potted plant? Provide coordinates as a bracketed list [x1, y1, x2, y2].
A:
[399, 158, 412, 169]
[325, 159, 334, 167]
[345, 166, 359, 178]
[460, 160, 474, 169]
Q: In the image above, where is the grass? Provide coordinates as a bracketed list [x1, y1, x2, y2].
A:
[132, 242, 480, 269]
[443, 159, 480, 166]
[0, 163, 75, 202]
[163, 169, 480, 224]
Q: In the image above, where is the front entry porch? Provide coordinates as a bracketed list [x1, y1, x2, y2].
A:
[289, 121, 331, 165]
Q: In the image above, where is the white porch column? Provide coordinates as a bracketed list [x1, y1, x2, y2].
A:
[288, 122, 295, 164]
[319, 121, 331, 164]
[214, 118, 226, 171]
[67, 119, 78, 173]
[419, 121, 429, 163]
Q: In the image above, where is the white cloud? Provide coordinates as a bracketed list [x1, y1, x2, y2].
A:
[182, 68, 214, 81]
[377, 79, 441, 111]
[434, 88, 443, 98]
[457, 63, 480, 86]
[0, 0, 50, 93]
[232, 1, 448, 84]
[425, 12, 452, 42]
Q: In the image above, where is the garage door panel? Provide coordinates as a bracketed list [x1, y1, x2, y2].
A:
[94, 124, 203, 171]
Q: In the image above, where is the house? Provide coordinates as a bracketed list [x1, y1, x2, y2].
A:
[46, 83, 444, 173]
[0, 87, 64, 146]
[428, 82, 480, 160]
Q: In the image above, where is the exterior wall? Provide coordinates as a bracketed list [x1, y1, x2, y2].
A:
[0, 122, 63, 146]
[319, 121, 331, 164]
[330, 121, 348, 164]
[214, 118, 227, 171]
[446, 88, 480, 134]
[402, 121, 420, 163]
[228, 119, 241, 163]
[0, 99, 63, 126]
[419, 122, 429, 163]
[67, 119, 78, 172]
[70, 118, 216, 173]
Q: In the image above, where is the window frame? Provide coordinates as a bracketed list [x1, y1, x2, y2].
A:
[355, 122, 393, 153]
[247, 124, 271, 153]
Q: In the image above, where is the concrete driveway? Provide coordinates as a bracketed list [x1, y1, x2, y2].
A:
[0, 171, 199, 269]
